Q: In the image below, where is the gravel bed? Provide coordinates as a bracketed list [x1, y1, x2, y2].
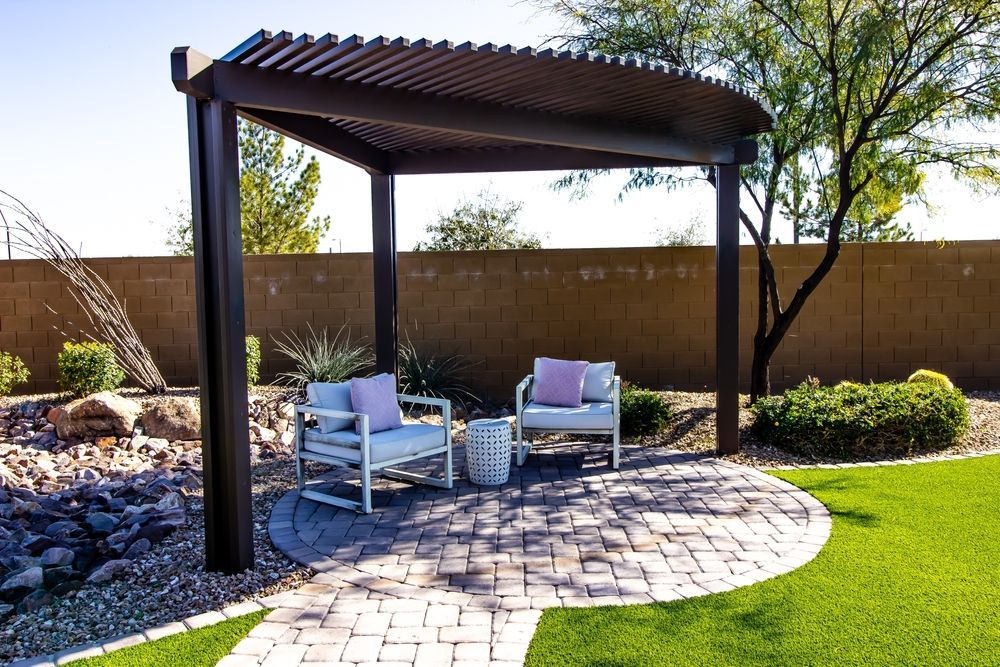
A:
[0, 454, 310, 664]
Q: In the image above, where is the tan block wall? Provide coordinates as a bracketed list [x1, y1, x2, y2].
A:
[1, 240, 998, 398]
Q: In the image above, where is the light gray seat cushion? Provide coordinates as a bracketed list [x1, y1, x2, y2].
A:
[302, 423, 446, 464]
[520, 400, 614, 431]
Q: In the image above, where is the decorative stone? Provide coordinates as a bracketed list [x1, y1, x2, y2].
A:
[40, 547, 75, 567]
[85, 559, 131, 583]
[55, 392, 141, 440]
[86, 512, 119, 535]
[0, 566, 44, 596]
[141, 398, 201, 441]
[16, 588, 53, 613]
[122, 538, 151, 561]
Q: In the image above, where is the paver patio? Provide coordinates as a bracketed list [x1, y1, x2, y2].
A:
[227, 443, 830, 666]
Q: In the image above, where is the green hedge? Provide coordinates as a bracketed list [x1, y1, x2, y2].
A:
[57, 341, 125, 397]
[620, 384, 672, 437]
[751, 380, 969, 459]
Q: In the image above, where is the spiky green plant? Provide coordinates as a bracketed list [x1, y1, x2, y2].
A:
[397, 336, 479, 408]
[273, 323, 373, 390]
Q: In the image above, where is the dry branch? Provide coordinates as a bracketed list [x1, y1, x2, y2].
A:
[0, 190, 167, 394]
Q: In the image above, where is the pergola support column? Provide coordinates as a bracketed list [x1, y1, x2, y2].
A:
[371, 174, 399, 378]
[186, 96, 254, 572]
[715, 164, 740, 454]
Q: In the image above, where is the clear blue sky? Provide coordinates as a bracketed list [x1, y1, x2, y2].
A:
[1, 0, 997, 258]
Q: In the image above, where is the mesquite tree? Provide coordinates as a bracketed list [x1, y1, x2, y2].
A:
[0, 191, 167, 394]
[414, 191, 542, 251]
[545, 0, 1000, 400]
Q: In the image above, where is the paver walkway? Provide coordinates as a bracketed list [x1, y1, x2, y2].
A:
[224, 443, 830, 666]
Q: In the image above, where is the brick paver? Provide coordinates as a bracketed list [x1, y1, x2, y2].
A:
[251, 443, 831, 666]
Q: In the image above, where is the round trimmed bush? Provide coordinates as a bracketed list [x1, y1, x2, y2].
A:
[0, 351, 30, 395]
[620, 384, 673, 437]
[907, 369, 954, 390]
[57, 341, 125, 397]
[751, 380, 969, 459]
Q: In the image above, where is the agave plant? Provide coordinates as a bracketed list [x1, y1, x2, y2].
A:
[273, 323, 373, 390]
[397, 335, 480, 408]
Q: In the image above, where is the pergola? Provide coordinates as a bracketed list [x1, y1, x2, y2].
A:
[171, 29, 775, 573]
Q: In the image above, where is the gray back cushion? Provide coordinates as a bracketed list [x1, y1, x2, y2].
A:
[581, 361, 615, 403]
[532, 359, 615, 404]
[306, 382, 354, 433]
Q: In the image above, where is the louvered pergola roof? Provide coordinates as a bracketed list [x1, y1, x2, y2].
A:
[172, 29, 774, 174]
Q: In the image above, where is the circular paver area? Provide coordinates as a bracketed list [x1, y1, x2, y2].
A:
[270, 442, 830, 609]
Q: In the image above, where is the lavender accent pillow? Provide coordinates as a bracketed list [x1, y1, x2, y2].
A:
[350, 374, 403, 434]
[533, 358, 589, 408]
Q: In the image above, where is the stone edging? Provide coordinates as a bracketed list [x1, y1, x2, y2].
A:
[8, 599, 277, 667]
[766, 448, 1000, 471]
[268, 452, 834, 610]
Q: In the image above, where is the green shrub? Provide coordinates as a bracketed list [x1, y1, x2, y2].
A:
[245, 335, 261, 387]
[751, 380, 969, 459]
[620, 383, 672, 437]
[398, 337, 479, 407]
[907, 368, 954, 390]
[57, 341, 125, 397]
[274, 323, 373, 389]
[0, 351, 30, 395]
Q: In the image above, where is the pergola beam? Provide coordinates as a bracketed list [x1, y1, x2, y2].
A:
[211, 61, 737, 165]
[238, 108, 390, 175]
[388, 145, 697, 174]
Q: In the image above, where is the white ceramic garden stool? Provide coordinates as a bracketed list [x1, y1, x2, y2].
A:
[465, 418, 512, 485]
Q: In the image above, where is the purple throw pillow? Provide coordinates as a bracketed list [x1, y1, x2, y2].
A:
[533, 358, 589, 407]
[350, 374, 403, 434]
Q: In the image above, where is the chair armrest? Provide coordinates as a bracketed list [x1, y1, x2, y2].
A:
[295, 404, 363, 422]
[612, 376, 622, 412]
[515, 374, 534, 416]
[397, 394, 450, 411]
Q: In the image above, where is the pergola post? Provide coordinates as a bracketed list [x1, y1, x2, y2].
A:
[186, 96, 254, 572]
[715, 164, 740, 454]
[370, 174, 399, 378]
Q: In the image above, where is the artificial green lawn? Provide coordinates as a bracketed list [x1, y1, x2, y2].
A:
[68, 609, 267, 667]
[527, 456, 1000, 666]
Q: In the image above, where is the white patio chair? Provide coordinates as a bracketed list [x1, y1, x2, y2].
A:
[515, 360, 621, 469]
[294, 383, 453, 514]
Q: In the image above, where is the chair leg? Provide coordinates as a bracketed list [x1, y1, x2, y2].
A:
[360, 460, 373, 514]
[612, 427, 620, 470]
[444, 441, 454, 490]
[517, 431, 531, 466]
[295, 455, 305, 493]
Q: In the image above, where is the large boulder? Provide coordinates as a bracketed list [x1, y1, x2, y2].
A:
[141, 398, 201, 441]
[55, 392, 140, 440]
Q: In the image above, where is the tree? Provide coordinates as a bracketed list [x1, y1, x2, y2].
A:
[166, 119, 331, 255]
[654, 220, 707, 246]
[414, 191, 543, 251]
[544, 0, 1000, 400]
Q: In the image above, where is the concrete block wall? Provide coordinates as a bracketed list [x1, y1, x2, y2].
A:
[1, 240, 997, 398]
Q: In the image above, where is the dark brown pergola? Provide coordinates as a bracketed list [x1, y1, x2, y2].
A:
[171, 29, 775, 573]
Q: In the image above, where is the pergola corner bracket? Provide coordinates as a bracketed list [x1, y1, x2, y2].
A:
[172, 47, 215, 99]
